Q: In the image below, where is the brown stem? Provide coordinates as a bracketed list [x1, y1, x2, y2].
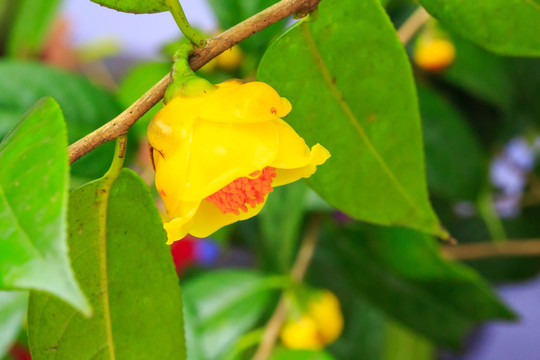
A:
[251, 214, 322, 360]
[397, 7, 430, 45]
[68, 0, 322, 164]
[441, 239, 540, 260]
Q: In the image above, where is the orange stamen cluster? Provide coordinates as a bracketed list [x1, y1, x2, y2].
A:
[206, 167, 276, 215]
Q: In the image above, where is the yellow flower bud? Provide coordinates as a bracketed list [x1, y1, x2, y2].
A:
[308, 290, 343, 344]
[148, 80, 330, 244]
[280, 290, 343, 350]
[413, 38, 456, 72]
[280, 315, 323, 350]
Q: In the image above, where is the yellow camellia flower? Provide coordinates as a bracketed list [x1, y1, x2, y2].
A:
[148, 79, 330, 244]
[413, 37, 456, 72]
[280, 290, 344, 350]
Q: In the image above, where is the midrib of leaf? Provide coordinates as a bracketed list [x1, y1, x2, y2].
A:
[95, 175, 117, 359]
[299, 22, 418, 212]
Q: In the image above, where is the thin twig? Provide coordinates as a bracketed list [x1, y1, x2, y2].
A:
[397, 7, 430, 45]
[441, 239, 540, 260]
[68, 0, 322, 164]
[252, 214, 322, 360]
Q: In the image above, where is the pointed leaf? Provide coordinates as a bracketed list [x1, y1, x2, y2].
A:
[0, 98, 89, 313]
[90, 0, 169, 14]
[418, 0, 540, 56]
[0, 291, 28, 357]
[258, 0, 446, 238]
[28, 169, 186, 359]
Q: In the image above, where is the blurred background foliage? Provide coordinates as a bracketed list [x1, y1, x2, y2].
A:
[1, 0, 540, 359]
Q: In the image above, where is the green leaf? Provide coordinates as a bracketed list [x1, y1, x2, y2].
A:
[418, 86, 486, 201]
[0, 60, 122, 179]
[271, 348, 336, 360]
[0, 291, 28, 357]
[0, 98, 89, 314]
[118, 62, 169, 138]
[259, 181, 307, 272]
[6, 0, 61, 58]
[28, 169, 186, 359]
[442, 34, 514, 110]
[90, 0, 169, 14]
[418, 0, 540, 56]
[258, 0, 446, 238]
[312, 225, 515, 348]
[183, 270, 282, 360]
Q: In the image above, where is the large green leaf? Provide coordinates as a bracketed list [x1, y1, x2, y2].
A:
[258, 0, 446, 238]
[0, 60, 122, 179]
[418, 0, 540, 56]
[418, 86, 486, 201]
[6, 0, 61, 58]
[28, 169, 186, 359]
[90, 0, 168, 14]
[311, 225, 515, 348]
[183, 270, 282, 360]
[0, 98, 89, 314]
[0, 291, 28, 357]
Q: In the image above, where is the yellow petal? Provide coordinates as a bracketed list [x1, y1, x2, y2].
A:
[270, 118, 312, 169]
[273, 143, 331, 187]
[187, 196, 267, 238]
[181, 119, 279, 201]
[197, 81, 292, 123]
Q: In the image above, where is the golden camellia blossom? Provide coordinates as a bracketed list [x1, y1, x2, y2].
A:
[148, 80, 330, 244]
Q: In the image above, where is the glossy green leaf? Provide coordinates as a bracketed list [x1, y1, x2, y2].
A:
[312, 225, 515, 348]
[118, 62, 169, 138]
[271, 348, 336, 360]
[0, 98, 89, 314]
[183, 270, 282, 360]
[259, 181, 307, 272]
[90, 0, 168, 14]
[0, 291, 28, 357]
[0, 60, 122, 179]
[442, 35, 514, 110]
[419, 0, 540, 56]
[418, 86, 486, 201]
[6, 0, 61, 58]
[258, 0, 446, 238]
[28, 169, 186, 359]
